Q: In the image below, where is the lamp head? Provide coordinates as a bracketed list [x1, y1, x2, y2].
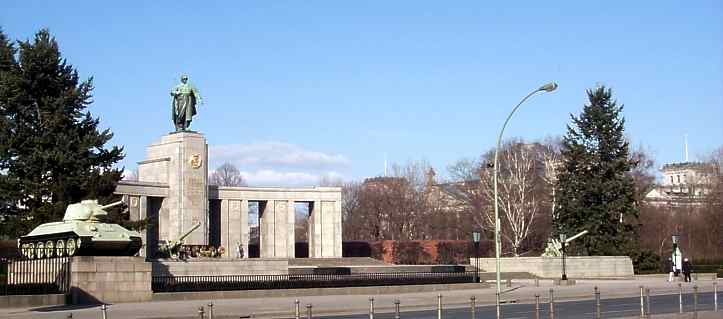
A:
[472, 231, 481, 243]
[539, 82, 558, 92]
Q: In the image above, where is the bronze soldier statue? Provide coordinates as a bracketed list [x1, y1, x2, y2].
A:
[170, 74, 202, 131]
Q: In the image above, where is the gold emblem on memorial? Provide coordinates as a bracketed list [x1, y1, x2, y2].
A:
[189, 154, 203, 169]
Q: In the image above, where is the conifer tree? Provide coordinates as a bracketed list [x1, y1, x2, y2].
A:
[554, 86, 639, 256]
[0, 29, 125, 238]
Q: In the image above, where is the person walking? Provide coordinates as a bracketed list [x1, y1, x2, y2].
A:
[667, 257, 675, 282]
[682, 258, 693, 282]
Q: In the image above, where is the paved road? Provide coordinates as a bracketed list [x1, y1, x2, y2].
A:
[320, 292, 721, 319]
[2, 278, 719, 318]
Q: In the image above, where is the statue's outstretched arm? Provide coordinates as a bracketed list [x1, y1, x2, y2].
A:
[192, 86, 203, 105]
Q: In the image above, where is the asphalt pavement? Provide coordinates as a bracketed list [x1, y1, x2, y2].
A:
[319, 292, 721, 319]
[0, 277, 719, 318]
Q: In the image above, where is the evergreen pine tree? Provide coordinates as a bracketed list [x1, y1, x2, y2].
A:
[0, 29, 126, 238]
[554, 86, 639, 256]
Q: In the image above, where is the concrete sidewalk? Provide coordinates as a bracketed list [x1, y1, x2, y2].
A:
[0, 278, 719, 319]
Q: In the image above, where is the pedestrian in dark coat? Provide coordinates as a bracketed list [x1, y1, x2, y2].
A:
[682, 258, 693, 282]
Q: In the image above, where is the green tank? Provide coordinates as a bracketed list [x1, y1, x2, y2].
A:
[18, 200, 142, 259]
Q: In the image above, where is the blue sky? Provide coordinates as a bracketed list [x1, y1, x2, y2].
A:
[2, 1, 721, 185]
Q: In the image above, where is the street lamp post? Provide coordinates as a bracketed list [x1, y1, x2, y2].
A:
[493, 82, 557, 319]
[560, 233, 567, 281]
[472, 231, 481, 283]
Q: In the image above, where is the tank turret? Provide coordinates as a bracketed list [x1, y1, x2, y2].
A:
[63, 200, 124, 221]
[19, 199, 142, 259]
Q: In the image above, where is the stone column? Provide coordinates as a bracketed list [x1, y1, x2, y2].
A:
[334, 200, 343, 257]
[310, 201, 322, 258]
[321, 201, 335, 257]
[272, 201, 290, 258]
[260, 201, 275, 258]
[139, 196, 148, 257]
[220, 199, 230, 257]
[287, 200, 296, 258]
[240, 199, 249, 258]
[138, 132, 208, 245]
[228, 200, 242, 258]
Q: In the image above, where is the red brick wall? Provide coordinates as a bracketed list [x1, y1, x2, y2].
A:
[369, 240, 490, 265]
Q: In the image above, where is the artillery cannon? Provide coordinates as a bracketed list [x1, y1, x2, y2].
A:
[155, 222, 201, 259]
[19, 200, 143, 259]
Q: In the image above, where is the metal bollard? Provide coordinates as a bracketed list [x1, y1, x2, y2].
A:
[645, 288, 650, 318]
[208, 302, 214, 319]
[506, 278, 512, 288]
[535, 278, 539, 287]
[549, 289, 555, 319]
[437, 294, 442, 319]
[101, 304, 108, 319]
[295, 299, 300, 319]
[534, 294, 540, 319]
[394, 299, 401, 319]
[639, 286, 645, 318]
[693, 286, 698, 319]
[369, 297, 375, 319]
[678, 283, 683, 314]
[470, 296, 476, 319]
[198, 306, 205, 319]
[306, 304, 312, 319]
[594, 286, 601, 319]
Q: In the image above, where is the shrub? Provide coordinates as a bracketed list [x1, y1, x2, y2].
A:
[393, 241, 432, 265]
[436, 241, 473, 264]
[342, 241, 372, 257]
[631, 249, 662, 274]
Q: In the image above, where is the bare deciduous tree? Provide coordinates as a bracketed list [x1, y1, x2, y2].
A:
[209, 162, 247, 187]
[540, 139, 561, 221]
[479, 141, 542, 256]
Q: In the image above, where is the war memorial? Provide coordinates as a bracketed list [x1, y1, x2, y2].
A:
[5, 75, 695, 318]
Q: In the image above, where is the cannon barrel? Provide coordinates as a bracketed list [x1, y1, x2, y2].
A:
[177, 222, 202, 243]
[157, 222, 201, 258]
[100, 201, 124, 210]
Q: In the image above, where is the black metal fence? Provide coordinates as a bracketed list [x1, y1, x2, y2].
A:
[152, 271, 476, 293]
[0, 251, 72, 295]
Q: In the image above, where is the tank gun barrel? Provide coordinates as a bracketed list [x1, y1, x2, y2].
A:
[100, 201, 124, 210]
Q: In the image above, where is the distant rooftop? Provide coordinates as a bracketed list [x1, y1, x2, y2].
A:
[661, 161, 714, 170]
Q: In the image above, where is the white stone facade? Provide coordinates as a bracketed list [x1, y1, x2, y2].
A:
[116, 131, 343, 258]
[645, 161, 718, 205]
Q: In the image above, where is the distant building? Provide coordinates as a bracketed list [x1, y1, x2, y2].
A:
[424, 168, 480, 216]
[645, 161, 718, 206]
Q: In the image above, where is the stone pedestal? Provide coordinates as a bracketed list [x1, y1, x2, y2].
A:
[70, 257, 152, 304]
[138, 131, 209, 245]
